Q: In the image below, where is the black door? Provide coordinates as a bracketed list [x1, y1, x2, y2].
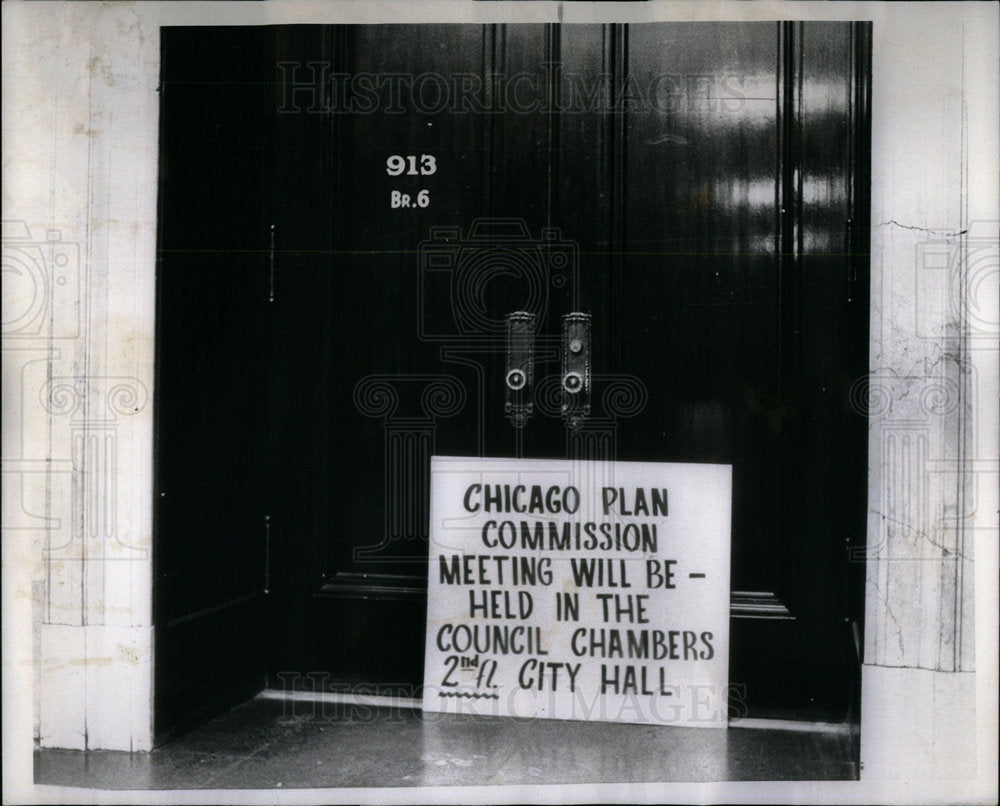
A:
[155, 21, 869, 734]
[153, 28, 272, 741]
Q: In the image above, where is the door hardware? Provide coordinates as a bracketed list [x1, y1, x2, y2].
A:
[505, 311, 536, 427]
[561, 312, 591, 428]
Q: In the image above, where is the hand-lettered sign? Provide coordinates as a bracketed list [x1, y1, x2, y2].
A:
[422, 456, 732, 727]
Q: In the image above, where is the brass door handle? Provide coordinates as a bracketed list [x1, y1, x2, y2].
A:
[505, 311, 536, 427]
[562, 312, 591, 427]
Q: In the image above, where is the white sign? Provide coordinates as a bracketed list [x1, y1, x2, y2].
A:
[422, 456, 732, 727]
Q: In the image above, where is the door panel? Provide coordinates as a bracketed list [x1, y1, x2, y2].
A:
[615, 25, 791, 712]
[156, 22, 870, 720]
[154, 27, 271, 742]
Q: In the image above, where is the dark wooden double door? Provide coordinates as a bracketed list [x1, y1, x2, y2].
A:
[154, 22, 870, 741]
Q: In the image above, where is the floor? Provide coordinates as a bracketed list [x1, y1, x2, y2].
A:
[34, 695, 857, 790]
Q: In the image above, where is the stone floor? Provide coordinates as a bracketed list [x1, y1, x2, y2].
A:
[34, 696, 857, 790]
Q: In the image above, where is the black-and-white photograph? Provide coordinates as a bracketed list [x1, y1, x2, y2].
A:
[2, 2, 997, 804]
